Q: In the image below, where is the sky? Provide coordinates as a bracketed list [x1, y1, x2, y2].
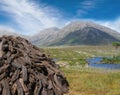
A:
[0, 0, 120, 35]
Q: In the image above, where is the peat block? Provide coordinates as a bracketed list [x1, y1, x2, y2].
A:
[0, 35, 69, 95]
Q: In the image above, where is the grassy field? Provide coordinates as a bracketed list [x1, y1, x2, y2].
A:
[44, 45, 120, 65]
[62, 67, 120, 95]
[43, 46, 120, 95]
[102, 55, 120, 64]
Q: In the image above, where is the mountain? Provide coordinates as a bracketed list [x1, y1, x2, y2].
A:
[31, 27, 60, 45]
[0, 30, 17, 36]
[0, 29, 29, 40]
[52, 27, 120, 45]
[54, 21, 120, 40]
[31, 21, 120, 46]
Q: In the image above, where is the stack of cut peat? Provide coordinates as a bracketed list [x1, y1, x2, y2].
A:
[0, 35, 69, 95]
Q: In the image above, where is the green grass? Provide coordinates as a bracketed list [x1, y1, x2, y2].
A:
[44, 46, 120, 65]
[62, 67, 120, 95]
[102, 55, 120, 64]
[43, 46, 120, 95]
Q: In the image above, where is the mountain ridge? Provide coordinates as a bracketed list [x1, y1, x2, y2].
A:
[0, 21, 120, 46]
[51, 27, 120, 45]
[31, 21, 120, 46]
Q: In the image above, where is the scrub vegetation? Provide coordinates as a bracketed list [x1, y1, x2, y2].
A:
[43, 46, 120, 95]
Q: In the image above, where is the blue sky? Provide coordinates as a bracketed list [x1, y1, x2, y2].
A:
[0, 0, 120, 35]
[39, 0, 120, 20]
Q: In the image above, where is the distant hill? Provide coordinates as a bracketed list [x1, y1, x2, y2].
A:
[52, 27, 119, 45]
[0, 30, 17, 36]
[59, 21, 120, 40]
[0, 29, 29, 40]
[31, 21, 120, 46]
[31, 27, 60, 45]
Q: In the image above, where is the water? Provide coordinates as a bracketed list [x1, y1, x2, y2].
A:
[87, 57, 120, 69]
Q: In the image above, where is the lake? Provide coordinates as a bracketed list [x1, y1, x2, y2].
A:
[87, 57, 120, 69]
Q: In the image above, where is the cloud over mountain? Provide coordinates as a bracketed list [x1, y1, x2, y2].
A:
[0, 0, 65, 35]
[99, 17, 120, 33]
[0, 0, 120, 35]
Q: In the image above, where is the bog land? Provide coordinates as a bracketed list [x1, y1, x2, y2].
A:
[43, 45, 120, 95]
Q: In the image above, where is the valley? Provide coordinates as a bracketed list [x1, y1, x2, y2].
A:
[43, 45, 120, 95]
[1, 21, 120, 95]
[1, 0, 120, 95]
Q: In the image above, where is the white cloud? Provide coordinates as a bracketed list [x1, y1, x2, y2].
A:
[76, 0, 120, 33]
[77, 0, 96, 16]
[97, 17, 120, 33]
[0, 25, 16, 33]
[81, 0, 96, 9]
[0, 0, 65, 35]
[0, 0, 120, 36]
[65, 17, 120, 33]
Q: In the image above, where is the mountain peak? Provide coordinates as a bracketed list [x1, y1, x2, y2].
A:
[31, 21, 120, 46]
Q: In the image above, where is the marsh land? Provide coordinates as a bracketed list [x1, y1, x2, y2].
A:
[44, 46, 120, 95]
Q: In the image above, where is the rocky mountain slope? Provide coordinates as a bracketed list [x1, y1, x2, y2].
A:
[52, 27, 119, 45]
[0, 30, 17, 36]
[31, 21, 120, 46]
[0, 29, 29, 40]
[31, 27, 60, 45]
[1, 21, 120, 46]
